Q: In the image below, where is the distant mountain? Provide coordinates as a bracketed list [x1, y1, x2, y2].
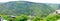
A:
[0, 1, 58, 17]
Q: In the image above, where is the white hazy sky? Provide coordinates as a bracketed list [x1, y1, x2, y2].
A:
[0, 0, 19, 2]
[0, 0, 60, 4]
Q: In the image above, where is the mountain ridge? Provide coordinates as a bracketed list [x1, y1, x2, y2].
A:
[0, 1, 58, 17]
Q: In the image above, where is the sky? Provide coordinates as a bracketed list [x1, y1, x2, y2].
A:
[25, 0, 60, 4]
[0, 0, 60, 4]
[0, 0, 19, 2]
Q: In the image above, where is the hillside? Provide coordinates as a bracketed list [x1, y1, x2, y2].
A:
[0, 1, 58, 17]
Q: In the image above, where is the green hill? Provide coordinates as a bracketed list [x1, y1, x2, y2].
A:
[0, 1, 58, 17]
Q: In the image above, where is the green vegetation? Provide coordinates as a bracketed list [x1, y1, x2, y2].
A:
[0, 14, 60, 21]
[0, 1, 58, 17]
[0, 1, 59, 21]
